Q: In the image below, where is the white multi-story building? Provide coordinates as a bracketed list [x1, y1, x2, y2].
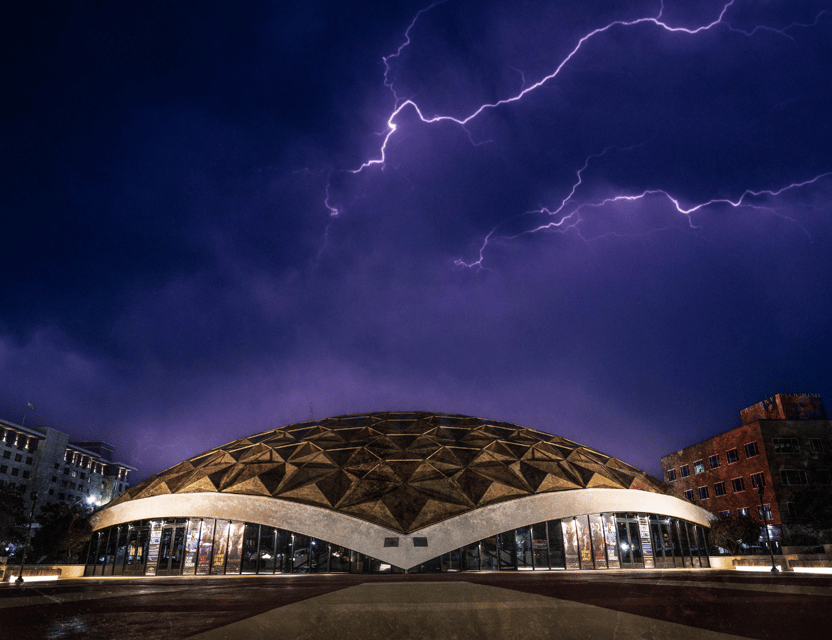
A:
[0, 417, 134, 512]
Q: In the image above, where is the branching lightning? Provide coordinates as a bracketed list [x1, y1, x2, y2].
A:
[322, 0, 832, 267]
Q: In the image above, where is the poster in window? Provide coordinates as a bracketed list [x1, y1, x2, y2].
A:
[145, 521, 163, 576]
[638, 516, 654, 569]
[574, 515, 594, 569]
[196, 519, 215, 575]
[602, 514, 620, 569]
[182, 518, 202, 574]
[211, 520, 230, 574]
[561, 518, 580, 570]
[588, 514, 607, 569]
[225, 521, 245, 575]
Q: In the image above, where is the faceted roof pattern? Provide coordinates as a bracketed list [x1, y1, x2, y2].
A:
[112, 412, 674, 534]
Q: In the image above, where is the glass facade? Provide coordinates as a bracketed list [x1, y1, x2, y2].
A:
[85, 513, 709, 577]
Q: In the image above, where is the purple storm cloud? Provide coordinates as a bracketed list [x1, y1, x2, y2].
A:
[3, 0, 831, 482]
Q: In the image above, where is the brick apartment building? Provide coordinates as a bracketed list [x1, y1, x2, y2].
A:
[661, 393, 832, 542]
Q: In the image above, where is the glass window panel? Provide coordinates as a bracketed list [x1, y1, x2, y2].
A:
[211, 520, 230, 574]
[419, 554, 442, 573]
[602, 514, 620, 569]
[225, 521, 245, 574]
[462, 541, 480, 571]
[562, 519, 580, 570]
[275, 529, 293, 573]
[638, 517, 654, 568]
[515, 526, 533, 570]
[182, 518, 202, 575]
[588, 514, 607, 569]
[169, 526, 186, 572]
[126, 529, 139, 566]
[497, 530, 516, 570]
[196, 519, 215, 575]
[617, 521, 631, 564]
[532, 522, 549, 570]
[135, 528, 149, 573]
[112, 526, 128, 574]
[627, 522, 643, 564]
[575, 515, 594, 569]
[311, 538, 330, 573]
[329, 544, 352, 573]
[292, 534, 311, 573]
[258, 526, 278, 574]
[441, 548, 461, 572]
[685, 522, 701, 568]
[241, 524, 260, 574]
[547, 519, 565, 569]
[145, 522, 163, 576]
[158, 527, 173, 572]
[481, 536, 499, 571]
[677, 520, 692, 568]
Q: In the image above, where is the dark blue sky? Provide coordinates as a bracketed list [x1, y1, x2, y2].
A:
[3, 0, 831, 482]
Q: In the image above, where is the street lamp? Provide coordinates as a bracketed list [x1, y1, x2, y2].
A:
[757, 484, 777, 572]
[15, 492, 38, 585]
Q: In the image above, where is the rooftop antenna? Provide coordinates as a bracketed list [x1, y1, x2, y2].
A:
[22, 399, 34, 427]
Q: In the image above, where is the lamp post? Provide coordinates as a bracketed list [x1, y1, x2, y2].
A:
[15, 492, 38, 585]
[757, 484, 777, 572]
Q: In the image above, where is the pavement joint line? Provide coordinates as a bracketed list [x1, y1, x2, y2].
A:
[600, 576, 832, 597]
[0, 585, 192, 610]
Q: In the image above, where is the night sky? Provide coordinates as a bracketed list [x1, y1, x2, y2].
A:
[4, 0, 831, 483]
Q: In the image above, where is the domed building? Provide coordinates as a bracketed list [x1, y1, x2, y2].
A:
[87, 412, 712, 576]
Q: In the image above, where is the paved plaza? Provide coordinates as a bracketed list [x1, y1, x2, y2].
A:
[2, 571, 830, 639]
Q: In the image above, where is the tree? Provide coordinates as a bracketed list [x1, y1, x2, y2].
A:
[32, 502, 93, 563]
[786, 488, 832, 535]
[708, 512, 760, 555]
[0, 483, 27, 557]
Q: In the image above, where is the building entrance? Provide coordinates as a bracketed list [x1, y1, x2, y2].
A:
[155, 524, 186, 576]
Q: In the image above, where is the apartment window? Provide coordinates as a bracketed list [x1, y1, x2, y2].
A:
[698, 486, 710, 500]
[772, 438, 800, 453]
[58, 492, 65, 500]
[744, 442, 759, 458]
[719, 510, 730, 517]
[48, 489, 54, 496]
[0, 465, 6, 474]
[667, 468, 677, 481]
[54, 463, 60, 470]
[809, 438, 823, 453]
[22, 470, 30, 479]
[694, 460, 705, 474]
[80, 472, 86, 480]
[684, 489, 695, 501]
[25, 456, 33, 465]
[817, 469, 831, 485]
[732, 477, 745, 492]
[11, 468, 19, 476]
[737, 507, 749, 516]
[714, 481, 726, 496]
[750, 473, 765, 489]
[61, 480, 68, 488]
[758, 504, 773, 520]
[709, 454, 720, 469]
[63, 468, 69, 475]
[14, 454, 22, 462]
[51, 476, 57, 483]
[726, 449, 739, 464]
[780, 469, 808, 485]
[680, 464, 690, 478]
[2, 451, 9, 459]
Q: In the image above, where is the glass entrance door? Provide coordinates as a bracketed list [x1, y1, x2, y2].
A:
[156, 525, 186, 576]
[616, 517, 644, 568]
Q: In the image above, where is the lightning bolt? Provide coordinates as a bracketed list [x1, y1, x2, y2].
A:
[321, 0, 831, 266]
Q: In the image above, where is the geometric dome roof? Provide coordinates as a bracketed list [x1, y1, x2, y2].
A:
[110, 412, 673, 534]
